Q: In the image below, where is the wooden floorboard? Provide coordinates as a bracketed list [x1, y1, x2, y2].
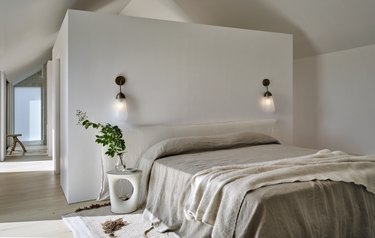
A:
[0, 155, 106, 237]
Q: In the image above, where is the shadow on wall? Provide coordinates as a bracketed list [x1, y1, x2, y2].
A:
[293, 57, 319, 149]
[175, 0, 317, 58]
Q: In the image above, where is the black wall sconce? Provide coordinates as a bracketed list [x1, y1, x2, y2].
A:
[261, 79, 275, 113]
[114, 76, 128, 121]
[115, 76, 126, 100]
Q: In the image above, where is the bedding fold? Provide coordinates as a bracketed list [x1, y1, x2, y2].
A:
[184, 149, 375, 238]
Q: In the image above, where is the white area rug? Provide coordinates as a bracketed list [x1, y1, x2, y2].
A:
[63, 206, 179, 238]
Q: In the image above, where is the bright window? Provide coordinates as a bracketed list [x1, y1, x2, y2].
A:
[14, 87, 42, 141]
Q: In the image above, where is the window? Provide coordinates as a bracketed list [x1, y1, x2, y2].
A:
[14, 87, 42, 142]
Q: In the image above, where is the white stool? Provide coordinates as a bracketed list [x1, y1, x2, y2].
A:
[107, 170, 142, 214]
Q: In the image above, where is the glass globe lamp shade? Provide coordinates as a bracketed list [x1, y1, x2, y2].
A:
[261, 95, 275, 113]
[115, 97, 128, 121]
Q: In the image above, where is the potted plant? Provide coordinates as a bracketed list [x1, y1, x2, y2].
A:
[76, 110, 127, 171]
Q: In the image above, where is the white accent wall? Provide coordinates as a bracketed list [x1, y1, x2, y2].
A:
[294, 44, 375, 155]
[54, 10, 293, 203]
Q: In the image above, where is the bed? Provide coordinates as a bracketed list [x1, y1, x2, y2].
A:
[134, 131, 375, 238]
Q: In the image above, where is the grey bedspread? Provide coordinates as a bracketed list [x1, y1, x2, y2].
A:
[138, 132, 375, 238]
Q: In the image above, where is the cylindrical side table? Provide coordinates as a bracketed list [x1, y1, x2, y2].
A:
[107, 170, 142, 214]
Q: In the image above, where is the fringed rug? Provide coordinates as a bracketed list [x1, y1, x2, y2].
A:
[62, 204, 179, 238]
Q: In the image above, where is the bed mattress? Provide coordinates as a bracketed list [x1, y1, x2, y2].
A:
[142, 142, 375, 238]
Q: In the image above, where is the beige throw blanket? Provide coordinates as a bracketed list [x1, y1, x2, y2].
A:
[184, 149, 375, 238]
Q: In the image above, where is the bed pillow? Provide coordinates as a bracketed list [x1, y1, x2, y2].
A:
[141, 131, 280, 165]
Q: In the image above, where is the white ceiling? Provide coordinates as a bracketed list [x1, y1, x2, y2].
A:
[0, 0, 131, 83]
[1, 0, 375, 82]
[173, 0, 375, 59]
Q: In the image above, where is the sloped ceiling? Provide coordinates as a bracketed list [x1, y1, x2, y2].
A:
[1, 0, 375, 82]
[0, 0, 131, 83]
[173, 0, 375, 59]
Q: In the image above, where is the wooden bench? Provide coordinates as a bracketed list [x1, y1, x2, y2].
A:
[7, 134, 27, 155]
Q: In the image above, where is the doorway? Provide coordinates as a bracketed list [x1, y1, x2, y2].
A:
[8, 67, 48, 156]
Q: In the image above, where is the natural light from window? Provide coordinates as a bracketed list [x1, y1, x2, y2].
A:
[14, 87, 42, 141]
[0, 161, 53, 173]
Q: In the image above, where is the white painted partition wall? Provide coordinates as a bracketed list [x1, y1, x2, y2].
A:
[54, 10, 293, 203]
[53, 15, 68, 197]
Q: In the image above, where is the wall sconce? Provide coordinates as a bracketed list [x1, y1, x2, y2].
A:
[115, 76, 128, 121]
[261, 79, 275, 113]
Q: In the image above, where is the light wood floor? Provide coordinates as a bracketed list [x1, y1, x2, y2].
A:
[0, 155, 107, 237]
[6, 144, 48, 157]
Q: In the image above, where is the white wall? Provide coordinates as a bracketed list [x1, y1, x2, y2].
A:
[51, 59, 60, 175]
[0, 71, 6, 161]
[54, 10, 293, 203]
[52, 16, 67, 198]
[293, 57, 318, 148]
[46, 61, 52, 157]
[6, 82, 14, 147]
[294, 44, 375, 155]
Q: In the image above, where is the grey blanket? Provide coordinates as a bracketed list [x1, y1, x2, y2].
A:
[138, 132, 375, 237]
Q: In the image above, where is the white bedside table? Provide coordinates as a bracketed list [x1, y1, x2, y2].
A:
[107, 170, 142, 214]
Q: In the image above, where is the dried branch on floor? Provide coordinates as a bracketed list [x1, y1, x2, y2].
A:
[75, 202, 111, 213]
[144, 226, 154, 237]
[102, 218, 128, 237]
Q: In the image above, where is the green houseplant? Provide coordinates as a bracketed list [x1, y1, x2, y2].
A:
[76, 110, 126, 171]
